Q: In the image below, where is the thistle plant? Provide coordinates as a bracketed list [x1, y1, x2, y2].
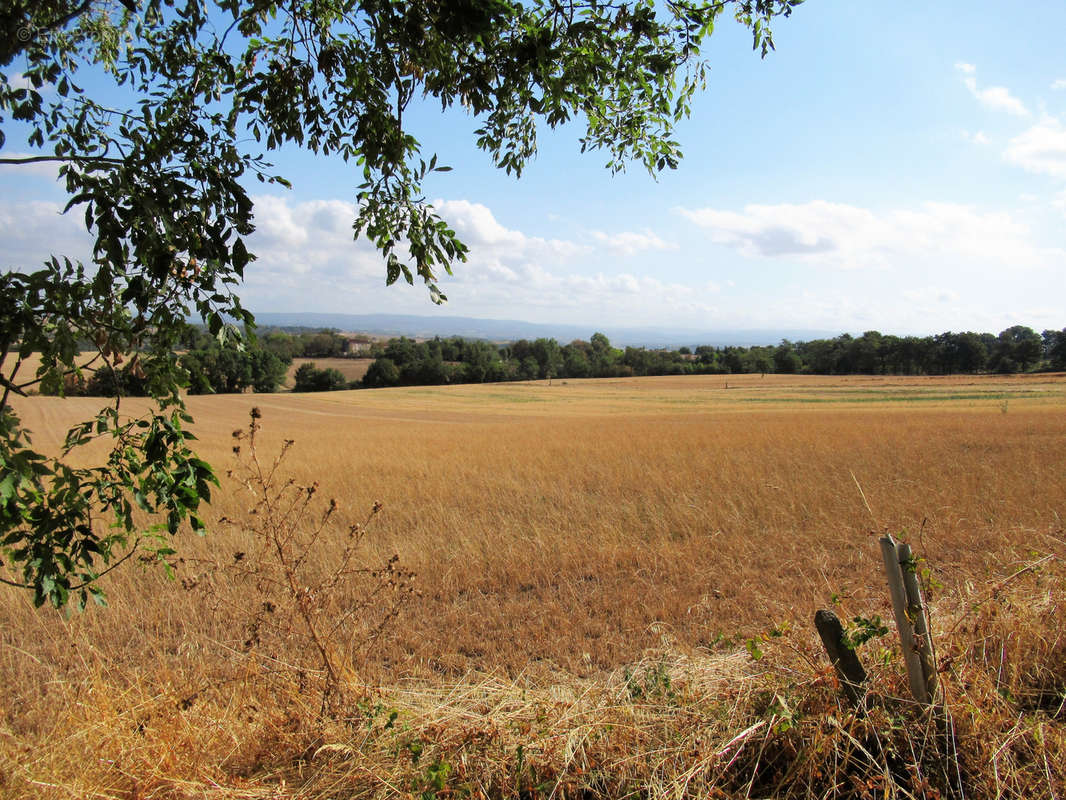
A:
[189, 408, 416, 714]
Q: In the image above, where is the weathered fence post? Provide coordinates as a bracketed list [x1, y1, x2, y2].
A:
[814, 609, 868, 707]
[880, 534, 937, 704]
[896, 541, 938, 701]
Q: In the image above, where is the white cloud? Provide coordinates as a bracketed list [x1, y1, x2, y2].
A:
[0, 200, 94, 270]
[955, 63, 1029, 116]
[678, 201, 847, 260]
[245, 195, 383, 290]
[0, 193, 743, 328]
[434, 198, 586, 261]
[236, 195, 720, 323]
[589, 228, 677, 257]
[963, 77, 1030, 116]
[7, 73, 34, 91]
[1052, 79, 1066, 90]
[1004, 118, 1066, 178]
[676, 199, 1053, 272]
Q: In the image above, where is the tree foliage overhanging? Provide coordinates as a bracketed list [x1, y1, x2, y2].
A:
[0, 0, 801, 606]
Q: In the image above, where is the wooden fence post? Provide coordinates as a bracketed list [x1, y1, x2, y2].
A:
[879, 534, 935, 704]
[814, 609, 868, 708]
[896, 541, 938, 701]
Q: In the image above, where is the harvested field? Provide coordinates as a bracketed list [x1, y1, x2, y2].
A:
[2, 373, 1064, 798]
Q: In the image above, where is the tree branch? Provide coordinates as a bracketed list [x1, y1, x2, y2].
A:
[0, 154, 123, 166]
[68, 541, 142, 590]
[41, 1, 93, 37]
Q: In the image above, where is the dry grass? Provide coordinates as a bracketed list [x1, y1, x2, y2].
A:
[1, 373, 1064, 798]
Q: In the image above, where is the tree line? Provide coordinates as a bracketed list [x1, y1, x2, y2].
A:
[50, 324, 1066, 398]
[53, 328, 360, 397]
[357, 326, 1065, 388]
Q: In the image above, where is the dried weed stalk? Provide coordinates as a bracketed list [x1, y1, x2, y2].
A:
[191, 408, 416, 714]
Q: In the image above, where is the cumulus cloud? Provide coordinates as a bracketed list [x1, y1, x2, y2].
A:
[589, 228, 677, 257]
[955, 63, 1029, 116]
[243, 195, 385, 299]
[433, 199, 586, 261]
[236, 195, 715, 321]
[1052, 79, 1066, 90]
[0, 193, 687, 317]
[1004, 118, 1066, 178]
[678, 202, 844, 259]
[0, 200, 93, 270]
[676, 199, 1051, 271]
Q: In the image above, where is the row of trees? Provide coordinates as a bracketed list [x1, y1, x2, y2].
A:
[781, 326, 1060, 376]
[56, 324, 1066, 398]
[60, 329, 292, 397]
[359, 326, 1066, 389]
[59, 328, 370, 397]
[235, 329, 359, 361]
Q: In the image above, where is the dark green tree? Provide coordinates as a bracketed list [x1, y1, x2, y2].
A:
[992, 326, 1043, 373]
[249, 350, 288, 393]
[531, 338, 564, 380]
[261, 331, 300, 363]
[178, 337, 287, 394]
[292, 362, 347, 391]
[563, 344, 592, 379]
[773, 342, 801, 374]
[362, 357, 400, 388]
[84, 364, 149, 397]
[1044, 328, 1066, 371]
[459, 341, 499, 383]
[292, 362, 320, 392]
[299, 331, 349, 359]
[941, 331, 988, 374]
[518, 356, 540, 381]
[384, 337, 419, 367]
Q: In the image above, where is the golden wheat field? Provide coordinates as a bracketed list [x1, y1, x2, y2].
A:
[2, 373, 1064, 799]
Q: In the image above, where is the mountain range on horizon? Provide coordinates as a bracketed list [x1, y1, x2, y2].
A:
[249, 312, 842, 349]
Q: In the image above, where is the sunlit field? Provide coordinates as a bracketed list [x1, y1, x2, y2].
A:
[3, 373, 1064, 798]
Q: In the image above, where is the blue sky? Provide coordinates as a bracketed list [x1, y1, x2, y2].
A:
[3, 0, 1065, 336]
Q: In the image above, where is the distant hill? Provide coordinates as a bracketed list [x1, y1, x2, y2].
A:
[250, 312, 837, 349]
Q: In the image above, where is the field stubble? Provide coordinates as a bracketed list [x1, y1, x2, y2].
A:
[1, 373, 1064, 798]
